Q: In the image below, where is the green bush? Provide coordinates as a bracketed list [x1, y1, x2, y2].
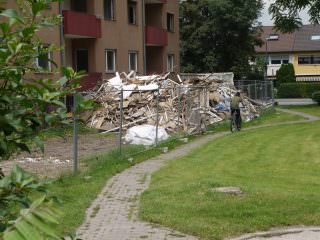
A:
[278, 83, 320, 98]
[312, 91, 320, 105]
[276, 64, 296, 83]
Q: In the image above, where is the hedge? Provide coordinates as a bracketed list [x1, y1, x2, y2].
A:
[277, 83, 320, 98]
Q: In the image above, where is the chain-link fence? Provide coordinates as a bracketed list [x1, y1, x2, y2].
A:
[2, 80, 274, 177]
[234, 80, 274, 105]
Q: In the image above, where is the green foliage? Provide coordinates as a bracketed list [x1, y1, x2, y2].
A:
[276, 63, 295, 84]
[270, 0, 320, 33]
[312, 91, 320, 105]
[0, 0, 93, 160]
[0, 166, 62, 240]
[277, 83, 320, 98]
[180, 0, 263, 77]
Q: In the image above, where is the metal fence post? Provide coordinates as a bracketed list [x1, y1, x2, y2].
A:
[119, 89, 124, 156]
[73, 93, 78, 174]
[155, 87, 160, 146]
[271, 81, 275, 105]
[255, 80, 257, 100]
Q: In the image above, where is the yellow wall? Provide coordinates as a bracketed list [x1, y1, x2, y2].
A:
[293, 52, 320, 76]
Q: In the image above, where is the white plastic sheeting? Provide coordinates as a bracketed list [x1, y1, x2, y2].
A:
[124, 125, 169, 146]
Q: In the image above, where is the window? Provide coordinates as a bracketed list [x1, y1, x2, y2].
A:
[104, 0, 115, 20]
[270, 55, 289, 65]
[105, 49, 116, 72]
[128, 51, 138, 72]
[167, 54, 174, 72]
[268, 34, 279, 41]
[128, 1, 137, 25]
[311, 35, 320, 41]
[72, 0, 87, 12]
[167, 13, 174, 32]
[298, 55, 320, 65]
[36, 51, 52, 71]
[271, 59, 281, 65]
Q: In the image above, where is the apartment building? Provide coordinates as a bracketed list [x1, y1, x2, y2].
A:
[256, 25, 320, 82]
[5, 0, 180, 90]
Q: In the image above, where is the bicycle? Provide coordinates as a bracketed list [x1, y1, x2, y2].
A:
[230, 110, 242, 133]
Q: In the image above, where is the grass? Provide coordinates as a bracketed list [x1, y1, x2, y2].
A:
[50, 138, 193, 235]
[280, 105, 320, 117]
[40, 122, 98, 139]
[207, 107, 305, 133]
[48, 107, 305, 236]
[140, 119, 320, 240]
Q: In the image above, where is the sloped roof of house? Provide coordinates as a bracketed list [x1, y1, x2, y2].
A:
[255, 24, 320, 53]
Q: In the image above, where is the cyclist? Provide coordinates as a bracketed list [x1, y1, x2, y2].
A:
[230, 92, 243, 130]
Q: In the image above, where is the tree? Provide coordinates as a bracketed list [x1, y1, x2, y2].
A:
[180, 0, 263, 79]
[0, 1, 92, 239]
[270, 0, 320, 33]
[0, 0, 91, 161]
[276, 63, 296, 83]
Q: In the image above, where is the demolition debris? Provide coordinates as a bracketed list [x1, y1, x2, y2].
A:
[83, 72, 263, 144]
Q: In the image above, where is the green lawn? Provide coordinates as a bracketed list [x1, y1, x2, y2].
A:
[208, 107, 305, 133]
[281, 105, 320, 117]
[140, 121, 320, 240]
[48, 107, 306, 236]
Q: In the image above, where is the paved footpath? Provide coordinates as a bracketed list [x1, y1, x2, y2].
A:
[77, 109, 319, 240]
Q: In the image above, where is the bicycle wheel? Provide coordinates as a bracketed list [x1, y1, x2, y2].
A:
[230, 113, 237, 133]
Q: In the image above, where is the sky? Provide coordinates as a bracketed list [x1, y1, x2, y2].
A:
[259, 0, 310, 26]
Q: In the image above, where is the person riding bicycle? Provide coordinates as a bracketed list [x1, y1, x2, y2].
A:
[230, 92, 242, 129]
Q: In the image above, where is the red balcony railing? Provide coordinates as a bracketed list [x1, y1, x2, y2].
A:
[79, 72, 102, 91]
[145, 26, 168, 46]
[63, 11, 101, 38]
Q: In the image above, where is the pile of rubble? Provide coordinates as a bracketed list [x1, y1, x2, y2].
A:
[83, 72, 262, 136]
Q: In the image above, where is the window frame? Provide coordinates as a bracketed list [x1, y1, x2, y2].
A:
[128, 0, 137, 25]
[104, 0, 115, 21]
[167, 54, 174, 72]
[167, 13, 174, 32]
[298, 55, 320, 65]
[35, 51, 52, 72]
[269, 55, 289, 65]
[128, 51, 138, 72]
[105, 49, 117, 73]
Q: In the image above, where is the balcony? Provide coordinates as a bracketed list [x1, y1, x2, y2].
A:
[79, 73, 102, 91]
[63, 11, 101, 38]
[145, 26, 168, 46]
[145, 0, 167, 3]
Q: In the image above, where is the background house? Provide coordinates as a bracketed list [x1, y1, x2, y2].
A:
[256, 25, 320, 82]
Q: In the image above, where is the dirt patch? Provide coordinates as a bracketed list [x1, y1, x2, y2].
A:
[1, 133, 118, 178]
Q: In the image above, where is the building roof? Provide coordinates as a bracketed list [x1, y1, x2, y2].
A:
[255, 25, 320, 53]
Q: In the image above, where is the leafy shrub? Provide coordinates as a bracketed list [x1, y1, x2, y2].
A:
[276, 64, 296, 83]
[0, 166, 62, 240]
[278, 83, 320, 98]
[312, 91, 320, 105]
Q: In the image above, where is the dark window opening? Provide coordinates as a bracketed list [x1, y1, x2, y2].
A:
[72, 0, 87, 12]
[36, 50, 51, 71]
[129, 52, 138, 72]
[167, 13, 174, 32]
[104, 0, 114, 20]
[298, 56, 320, 65]
[76, 49, 89, 73]
[128, 1, 137, 25]
[271, 59, 281, 65]
[106, 49, 116, 72]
